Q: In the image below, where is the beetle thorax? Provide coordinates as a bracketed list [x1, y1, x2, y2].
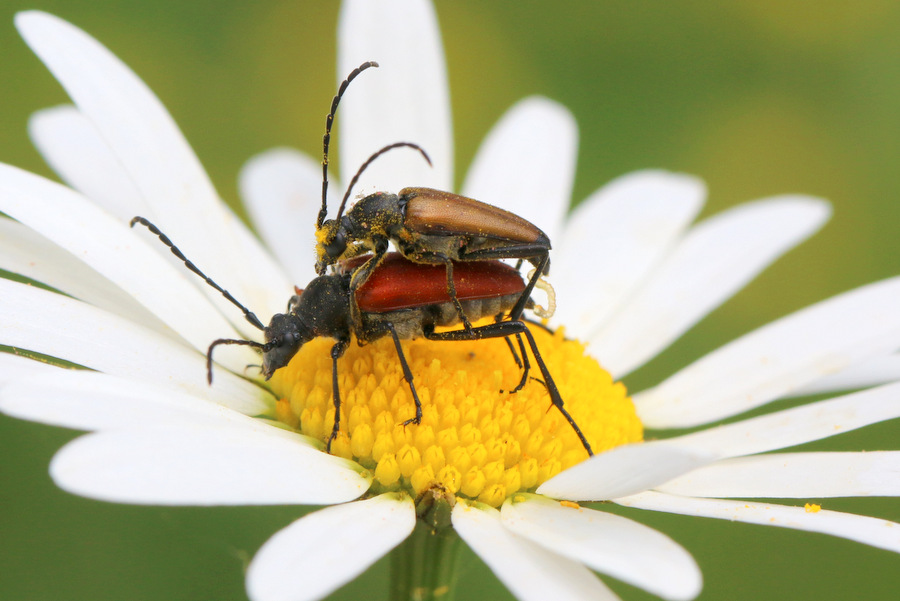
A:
[338, 194, 404, 251]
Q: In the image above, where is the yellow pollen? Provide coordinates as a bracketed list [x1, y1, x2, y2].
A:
[269, 324, 642, 507]
[805, 503, 822, 513]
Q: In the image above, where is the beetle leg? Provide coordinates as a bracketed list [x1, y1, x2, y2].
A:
[456, 242, 549, 263]
[410, 251, 475, 332]
[496, 312, 530, 393]
[347, 239, 389, 326]
[326, 338, 351, 453]
[384, 322, 423, 427]
[457, 246, 550, 322]
[502, 335, 523, 369]
[442, 257, 474, 332]
[425, 321, 593, 456]
[509, 253, 550, 322]
[500, 333, 531, 394]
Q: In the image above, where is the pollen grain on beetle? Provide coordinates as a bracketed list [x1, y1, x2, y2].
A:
[269, 325, 642, 508]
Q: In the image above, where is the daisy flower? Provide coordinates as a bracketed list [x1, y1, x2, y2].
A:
[1, 1, 899, 601]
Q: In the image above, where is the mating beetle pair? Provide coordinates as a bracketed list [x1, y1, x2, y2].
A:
[131, 61, 593, 456]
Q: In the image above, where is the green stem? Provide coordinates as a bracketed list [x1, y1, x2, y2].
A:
[389, 491, 463, 601]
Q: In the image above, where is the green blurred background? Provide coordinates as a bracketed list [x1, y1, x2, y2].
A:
[1, 1, 898, 600]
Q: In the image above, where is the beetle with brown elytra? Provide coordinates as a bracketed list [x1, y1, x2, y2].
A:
[315, 62, 556, 335]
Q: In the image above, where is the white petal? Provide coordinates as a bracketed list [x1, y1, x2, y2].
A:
[635, 276, 900, 428]
[0, 370, 265, 432]
[452, 503, 620, 601]
[794, 353, 900, 396]
[657, 452, 900, 498]
[337, 0, 452, 193]
[536, 441, 716, 501]
[0, 162, 260, 356]
[502, 494, 701, 601]
[240, 148, 327, 286]
[29, 105, 151, 221]
[0, 216, 168, 331]
[16, 11, 288, 318]
[663, 381, 900, 459]
[51, 425, 370, 505]
[553, 170, 705, 333]
[591, 196, 830, 378]
[616, 491, 900, 553]
[0, 352, 62, 383]
[247, 495, 415, 601]
[461, 97, 577, 241]
[30, 105, 294, 321]
[0, 278, 266, 415]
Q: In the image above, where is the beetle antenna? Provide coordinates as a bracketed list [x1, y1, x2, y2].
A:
[207, 338, 270, 384]
[318, 60, 379, 229]
[130, 217, 265, 331]
[335, 142, 432, 222]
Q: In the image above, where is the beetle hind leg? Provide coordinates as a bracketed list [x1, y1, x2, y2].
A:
[425, 320, 593, 456]
[457, 246, 551, 322]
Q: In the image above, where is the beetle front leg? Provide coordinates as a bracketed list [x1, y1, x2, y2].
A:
[326, 338, 350, 453]
[347, 238, 389, 327]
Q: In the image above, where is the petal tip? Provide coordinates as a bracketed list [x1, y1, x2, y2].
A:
[15, 10, 60, 38]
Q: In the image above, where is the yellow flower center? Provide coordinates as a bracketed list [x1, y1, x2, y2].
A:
[269, 325, 642, 508]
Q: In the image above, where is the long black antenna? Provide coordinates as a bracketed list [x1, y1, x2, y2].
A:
[334, 142, 432, 222]
[207, 338, 269, 384]
[130, 217, 265, 331]
[318, 60, 379, 229]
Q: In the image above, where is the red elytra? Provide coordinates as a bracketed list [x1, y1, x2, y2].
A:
[346, 253, 525, 313]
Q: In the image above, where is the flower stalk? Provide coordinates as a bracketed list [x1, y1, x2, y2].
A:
[390, 488, 463, 601]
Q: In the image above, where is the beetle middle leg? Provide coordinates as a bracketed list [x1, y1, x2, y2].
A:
[383, 322, 424, 427]
[328, 325, 425, 447]
[411, 250, 475, 333]
[424, 321, 593, 456]
[347, 239, 389, 326]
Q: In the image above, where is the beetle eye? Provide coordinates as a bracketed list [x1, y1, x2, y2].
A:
[280, 331, 297, 347]
[325, 230, 347, 258]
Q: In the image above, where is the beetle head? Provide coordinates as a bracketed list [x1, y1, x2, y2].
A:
[261, 312, 315, 379]
[315, 219, 348, 274]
